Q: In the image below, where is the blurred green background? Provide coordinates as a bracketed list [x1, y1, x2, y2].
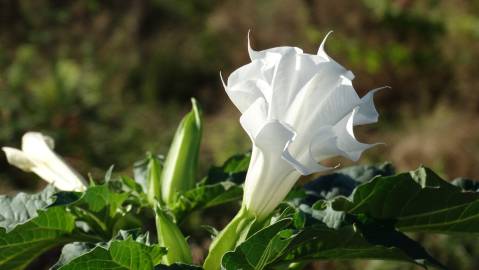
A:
[1, 0, 479, 269]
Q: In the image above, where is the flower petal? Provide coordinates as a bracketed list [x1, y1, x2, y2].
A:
[269, 51, 324, 120]
[248, 32, 303, 61]
[21, 132, 87, 191]
[243, 120, 299, 218]
[225, 61, 269, 113]
[239, 97, 268, 140]
[2, 147, 35, 171]
[283, 126, 337, 175]
[309, 126, 347, 161]
[334, 108, 378, 161]
[354, 87, 386, 125]
[286, 70, 360, 132]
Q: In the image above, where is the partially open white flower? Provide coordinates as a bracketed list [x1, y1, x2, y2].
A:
[2, 132, 87, 191]
[223, 33, 382, 219]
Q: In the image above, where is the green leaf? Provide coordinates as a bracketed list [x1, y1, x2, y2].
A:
[56, 233, 167, 270]
[51, 182, 139, 238]
[222, 211, 445, 269]
[333, 166, 479, 233]
[0, 185, 56, 232]
[0, 206, 76, 269]
[52, 182, 130, 217]
[170, 153, 250, 220]
[348, 215, 446, 269]
[275, 222, 444, 269]
[221, 219, 293, 270]
[77, 184, 129, 216]
[171, 181, 242, 220]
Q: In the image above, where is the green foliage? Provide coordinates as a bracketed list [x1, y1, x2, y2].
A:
[54, 231, 167, 270]
[220, 164, 479, 270]
[332, 167, 479, 233]
[222, 219, 294, 269]
[171, 153, 250, 220]
[0, 185, 56, 231]
[1, 152, 479, 269]
[0, 150, 251, 270]
[0, 187, 76, 269]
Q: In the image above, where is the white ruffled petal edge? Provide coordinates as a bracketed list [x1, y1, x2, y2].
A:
[284, 89, 381, 175]
[238, 87, 381, 178]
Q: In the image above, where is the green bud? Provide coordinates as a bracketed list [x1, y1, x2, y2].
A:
[155, 206, 192, 265]
[146, 153, 162, 206]
[161, 98, 202, 206]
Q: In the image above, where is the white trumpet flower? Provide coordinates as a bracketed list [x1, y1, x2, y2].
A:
[223, 33, 382, 219]
[2, 132, 87, 191]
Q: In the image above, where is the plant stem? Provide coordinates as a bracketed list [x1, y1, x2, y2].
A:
[203, 206, 256, 270]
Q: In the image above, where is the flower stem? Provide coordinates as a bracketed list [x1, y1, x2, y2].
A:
[203, 206, 256, 270]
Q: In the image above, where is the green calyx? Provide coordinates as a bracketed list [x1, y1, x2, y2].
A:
[203, 206, 256, 270]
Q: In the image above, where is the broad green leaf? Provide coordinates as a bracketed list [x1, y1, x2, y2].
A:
[333, 166, 479, 233]
[222, 219, 293, 270]
[78, 184, 129, 217]
[222, 209, 445, 270]
[51, 182, 140, 238]
[52, 182, 130, 215]
[56, 235, 167, 270]
[0, 185, 56, 231]
[0, 206, 76, 269]
[275, 222, 445, 269]
[171, 181, 242, 220]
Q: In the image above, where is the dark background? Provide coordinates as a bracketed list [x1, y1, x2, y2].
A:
[1, 0, 478, 269]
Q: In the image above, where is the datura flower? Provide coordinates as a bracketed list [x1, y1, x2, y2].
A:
[223, 33, 381, 219]
[2, 132, 87, 191]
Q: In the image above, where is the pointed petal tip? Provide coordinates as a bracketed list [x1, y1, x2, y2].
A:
[219, 71, 227, 89]
[370, 85, 391, 93]
[247, 30, 258, 60]
[318, 30, 334, 54]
